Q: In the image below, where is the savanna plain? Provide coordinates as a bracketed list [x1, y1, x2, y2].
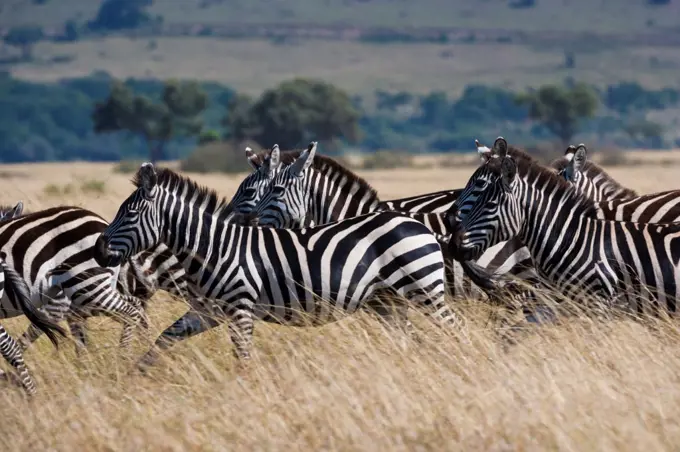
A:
[2, 152, 680, 451]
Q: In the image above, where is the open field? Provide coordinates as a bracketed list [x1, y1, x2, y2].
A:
[2, 0, 680, 32]
[1, 150, 680, 450]
[9, 37, 680, 96]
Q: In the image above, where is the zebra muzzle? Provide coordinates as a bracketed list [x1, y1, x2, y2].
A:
[93, 235, 122, 268]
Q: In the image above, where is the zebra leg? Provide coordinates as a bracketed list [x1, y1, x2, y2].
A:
[364, 293, 413, 334]
[122, 294, 149, 330]
[408, 281, 465, 332]
[228, 307, 255, 360]
[136, 310, 223, 372]
[66, 313, 88, 356]
[0, 324, 37, 395]
[498, 303, 559, 347]
[117, 295, 150, 348]
[94, 298, 143, 350]
[19, 291, 69, 351]
[19, 323, 43, 351]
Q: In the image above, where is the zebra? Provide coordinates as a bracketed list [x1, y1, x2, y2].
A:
[548, 144, 638, 202]
[474, 140, 639, 204]
[8, 144, 289, 353]
[238, 141, 537, 302]
[449, 136, 680, 316]
[556, 144, 680, 223]
[0, 205, 151, 351]
[0, 154, 277, 354]
[93, 163, 459, 370]
[0, 252, 66, 395]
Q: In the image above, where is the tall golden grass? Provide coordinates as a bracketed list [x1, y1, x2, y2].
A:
[1, 154, 680, 451]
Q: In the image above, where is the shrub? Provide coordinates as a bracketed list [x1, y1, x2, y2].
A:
[180, 141, 254, 174]
[597, 148, 629, 167]
[43, 183, 75, 197]
[359, 150, 414, 170]
[81, 179, 106, 194]
[113, 159, 145, 174]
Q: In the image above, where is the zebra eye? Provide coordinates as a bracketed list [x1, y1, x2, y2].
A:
[272, 186, 286, 196]
[128, 209, 139, 218]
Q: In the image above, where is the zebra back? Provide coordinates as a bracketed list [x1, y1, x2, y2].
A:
[549, 144, 637, 202]
[558, 145, 680, 223]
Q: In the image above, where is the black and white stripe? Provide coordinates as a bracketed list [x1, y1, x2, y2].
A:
[0, 206, 149, 350]
[93, 164, 458, 370]
[242, 142, 537, 299]
[549, 145, 638, 202]
[0, 148, 286, 352]
[450, 137, 680, 315]
[558, 144, 680, 223]
[0, 252, 65, 395]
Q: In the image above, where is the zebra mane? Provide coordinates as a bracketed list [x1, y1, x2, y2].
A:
[256, 148, 380, 201]
[548, 153, 638, 198]
[132, 167, 233, 216]
[493, 146, 597, 215]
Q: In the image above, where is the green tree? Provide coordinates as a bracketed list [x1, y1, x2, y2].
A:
[228, 79, 360, 150]
[624, 119, 664, 147]
[516, 83, 598, 145]
[222, 94, 257, 141]
[88, 0, 155, 31]
[4, 26, 44, 60]
[92, 79, 207, 163]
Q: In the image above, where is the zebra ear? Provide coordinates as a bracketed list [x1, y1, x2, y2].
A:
[290, 142, 317, 177]
[563, 145, 577, 161]
[245, 147, 261, 170]
[476, 139, 492, 163]
[11, 201, 23, 218]
[500, 157, 516, 189]
[138, 162, 158, 196]
[269, 144, 280, 170]
[563, 144, 587, 182]
[492, 137, 508, 159]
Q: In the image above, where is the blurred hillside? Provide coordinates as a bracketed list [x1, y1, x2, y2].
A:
[0, 0, 679, 163]
[2, 0, 680, 32]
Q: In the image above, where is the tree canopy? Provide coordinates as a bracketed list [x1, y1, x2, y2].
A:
[3, 26, 44, 60]
[93, 79, 208, 163]
[88, 0, 156, 31]
[226, 79, 361, 150]
[0, 73, 678, 164]
[516, 83, 599, 145]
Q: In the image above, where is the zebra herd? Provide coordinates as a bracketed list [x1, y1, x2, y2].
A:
[1, 137, 679, 395]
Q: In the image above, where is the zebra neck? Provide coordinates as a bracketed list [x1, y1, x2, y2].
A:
[307, 168, 380, 224]
[519, 183, 594, 271]
[158, 193, 234, 278]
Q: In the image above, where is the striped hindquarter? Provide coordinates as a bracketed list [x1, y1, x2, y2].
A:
[0, 253, 65, 395]
[94, 165, 459, 369]
[0, 206, 196, 353]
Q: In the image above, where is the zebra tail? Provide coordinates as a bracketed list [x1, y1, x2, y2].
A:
[1, 260, 67, 349]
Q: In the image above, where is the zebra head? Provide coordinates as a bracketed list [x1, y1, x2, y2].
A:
[94, 163, 161, 268]
[557, 144, 589, 186]
[244, 142, 317, 228]
[229, 144, 284, 216]
[0, 201, 24, 222]
[449, 137, 523, 261]
[549, 144, 637, 202]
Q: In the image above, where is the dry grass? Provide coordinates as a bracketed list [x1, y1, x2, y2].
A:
[1, 151, 680, 450]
